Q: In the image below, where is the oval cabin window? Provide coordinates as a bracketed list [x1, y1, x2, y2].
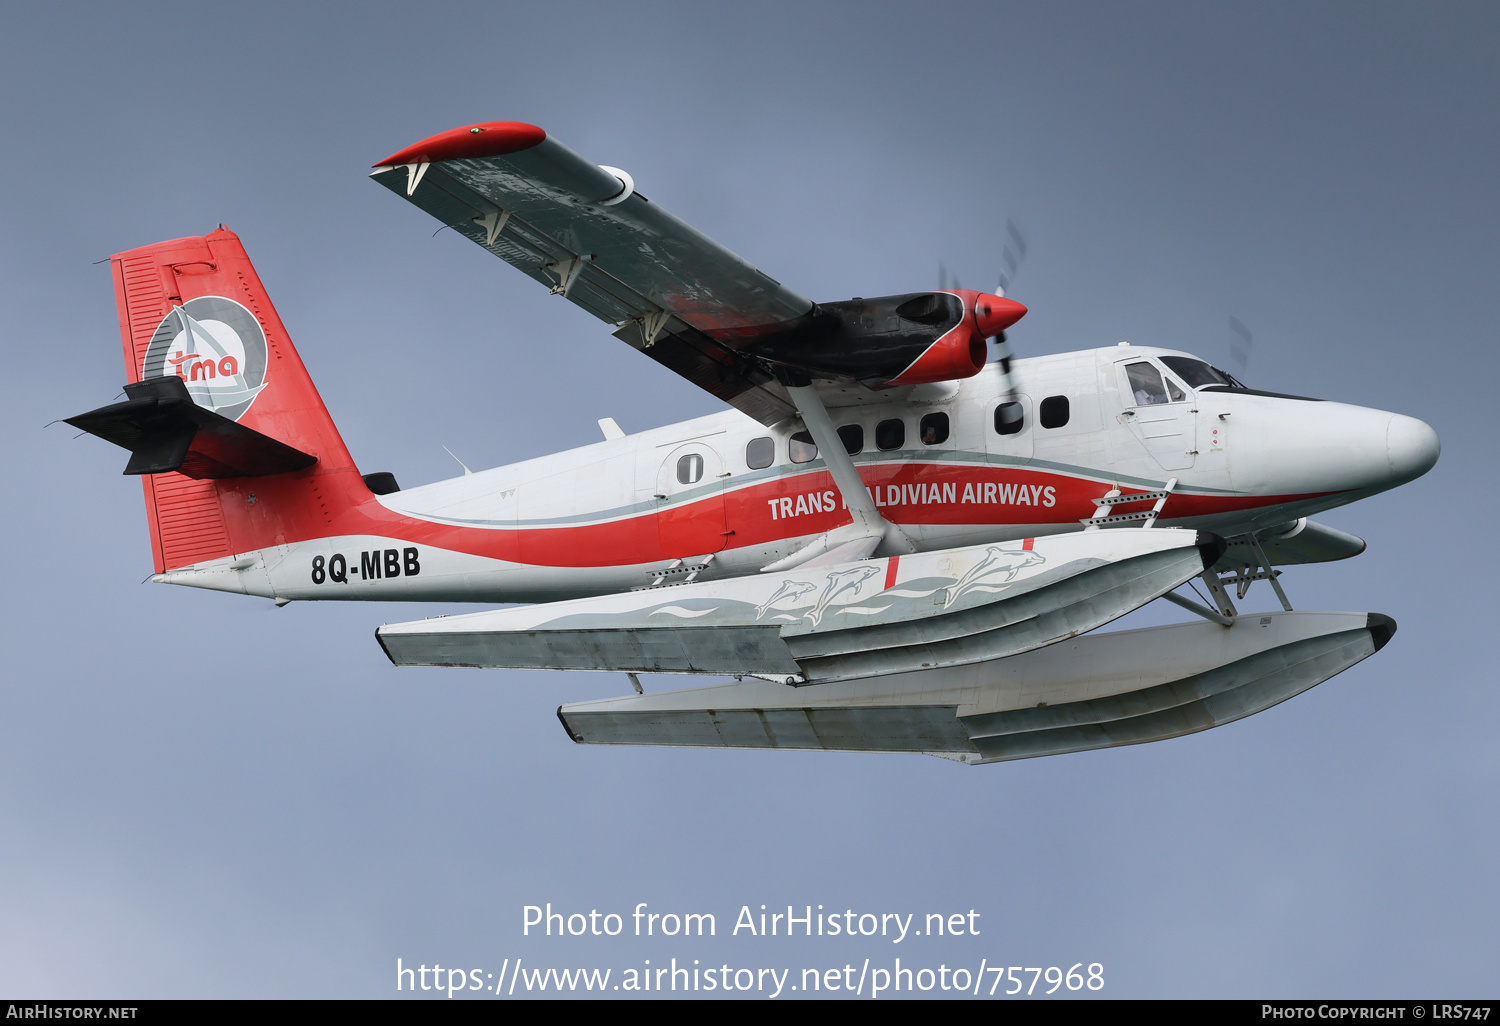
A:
[745, 436, 774, 470]
[876, 418, 906, 451]
[1039, 395, 1070, 429]
[789, 431, 818, 464]
[919, 412, 949, 445]
[677, 453, 704, 484]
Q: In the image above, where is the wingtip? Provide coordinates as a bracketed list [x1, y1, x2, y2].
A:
[373, 120, 547, 167]
[556, 706, 584, 744]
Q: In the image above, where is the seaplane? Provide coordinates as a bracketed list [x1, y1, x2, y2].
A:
[67, 121, 1440, 765]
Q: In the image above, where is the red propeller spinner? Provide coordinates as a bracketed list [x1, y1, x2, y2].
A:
[973, 293, 1028, 337]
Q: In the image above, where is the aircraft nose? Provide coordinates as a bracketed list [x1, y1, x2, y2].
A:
[1385, 414, 1440, 484]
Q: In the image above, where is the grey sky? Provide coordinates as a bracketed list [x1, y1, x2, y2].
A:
[1, 1, 1495, 998]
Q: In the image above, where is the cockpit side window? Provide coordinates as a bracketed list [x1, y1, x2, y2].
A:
[1126, 362, 1169, 406]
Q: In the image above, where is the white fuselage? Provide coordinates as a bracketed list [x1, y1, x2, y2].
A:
[156, 346, 1438, 604]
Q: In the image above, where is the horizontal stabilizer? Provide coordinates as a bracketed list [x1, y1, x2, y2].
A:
[378, 529, 1225, 684]
[556, 610, 1394, 763]
[67, 376, 317, 478]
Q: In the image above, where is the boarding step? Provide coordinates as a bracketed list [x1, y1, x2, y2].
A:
[1082, 509, 1159, 527]
[1083, 478, 1177, 529]
[1092, 489, 1173, 507]
[633, 553, 716, 590]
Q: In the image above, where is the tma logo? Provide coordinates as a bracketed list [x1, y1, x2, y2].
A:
[140, 296, 268, 422]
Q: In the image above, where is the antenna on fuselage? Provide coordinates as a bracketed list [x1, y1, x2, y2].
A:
[442, 445, 473, 476]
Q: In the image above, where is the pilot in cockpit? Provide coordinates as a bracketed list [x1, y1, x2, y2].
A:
[1127, 361, 1170, 406]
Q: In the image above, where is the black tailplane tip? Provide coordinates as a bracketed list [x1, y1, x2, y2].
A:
[556, 706, 583, 743]
[375, 629, 398, 666]
[1367, 613, 1397, 652]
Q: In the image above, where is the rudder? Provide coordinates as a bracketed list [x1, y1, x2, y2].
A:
[107, 227, 370, 572]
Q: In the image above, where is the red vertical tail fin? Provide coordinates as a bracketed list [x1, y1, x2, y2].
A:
[110, 227, 370, 572]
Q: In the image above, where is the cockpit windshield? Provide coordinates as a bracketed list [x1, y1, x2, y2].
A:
[1160, 356, 1245, 389]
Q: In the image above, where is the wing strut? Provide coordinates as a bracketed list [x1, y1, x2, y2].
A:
[761, 384, 915, 571]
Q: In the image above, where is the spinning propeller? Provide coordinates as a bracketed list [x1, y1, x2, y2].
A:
[1228, 315, 1252, 379]
[948, 217, 1029, 427]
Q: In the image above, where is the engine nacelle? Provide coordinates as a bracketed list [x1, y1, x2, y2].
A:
[887, 289, 1028, 386]
[739, 289, 1027, 389]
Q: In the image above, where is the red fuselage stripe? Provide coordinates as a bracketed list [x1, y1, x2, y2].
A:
[191, 460, 1338, 571]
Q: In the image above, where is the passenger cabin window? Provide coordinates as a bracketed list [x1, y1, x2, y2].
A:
[876, 418, 906, 451]
[837, 424, 864, 455]
[789, 430, 818, 464]
[919, 412, 949, 445]
[994, 401, 1023, 435]
[677, 453, 704, 484]
[1039, 395, 1070, 428]
[745, 436, 774, 470]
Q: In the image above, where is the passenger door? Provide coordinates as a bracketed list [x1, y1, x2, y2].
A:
[655, 441, 729, 557]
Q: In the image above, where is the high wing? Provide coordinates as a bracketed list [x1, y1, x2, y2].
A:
[370, 121, 1025, 425]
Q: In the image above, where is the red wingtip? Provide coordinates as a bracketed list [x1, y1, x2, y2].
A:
[373, 121, 547, 167]
[973, 294, 1028, 336]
